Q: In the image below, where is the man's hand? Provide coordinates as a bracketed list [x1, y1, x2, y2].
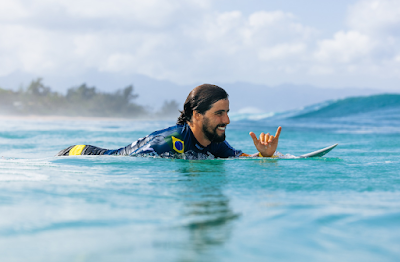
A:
[249, 126, 282, 157]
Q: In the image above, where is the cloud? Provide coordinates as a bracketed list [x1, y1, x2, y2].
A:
[161, 10, 316, 83]
[0, 1, 315, 83]
[314, 31, 374, 64]
[347, 0, 400, 35]
[310, 0, 400, 79]
[0, 0, 400, 89]
[0, 1, 28, 21]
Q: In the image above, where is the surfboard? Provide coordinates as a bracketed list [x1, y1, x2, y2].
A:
[297, 143, 338, 158]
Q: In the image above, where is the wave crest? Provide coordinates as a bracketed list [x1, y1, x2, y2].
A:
[291, 94, 400, 119]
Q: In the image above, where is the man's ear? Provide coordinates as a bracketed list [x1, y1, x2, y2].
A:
[192, 110, 202, 122]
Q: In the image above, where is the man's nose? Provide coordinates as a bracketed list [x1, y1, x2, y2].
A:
[224, 113, 230, 125]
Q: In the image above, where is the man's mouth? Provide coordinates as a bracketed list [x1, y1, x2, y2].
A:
[217, 125, 226, 131]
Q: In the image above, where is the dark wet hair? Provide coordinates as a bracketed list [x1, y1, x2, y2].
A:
[177, 84, 228, 125]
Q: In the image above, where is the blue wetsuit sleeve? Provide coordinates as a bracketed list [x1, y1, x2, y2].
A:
[104, 135, 169, 156]
[209, 141, 242, 158]
[103, 135, 151, 156]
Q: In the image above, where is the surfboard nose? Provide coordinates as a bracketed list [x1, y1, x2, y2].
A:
[298, 143, 338, 158]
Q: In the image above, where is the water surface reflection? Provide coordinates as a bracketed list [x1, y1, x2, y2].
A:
[168, 160, 239, 259]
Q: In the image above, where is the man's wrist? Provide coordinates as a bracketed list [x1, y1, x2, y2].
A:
[258, 152, 275, 157]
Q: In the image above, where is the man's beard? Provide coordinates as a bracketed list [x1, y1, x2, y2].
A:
[202, 116, 226, 143]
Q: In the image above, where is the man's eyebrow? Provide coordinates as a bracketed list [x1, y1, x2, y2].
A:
[215, 109, 230, 113]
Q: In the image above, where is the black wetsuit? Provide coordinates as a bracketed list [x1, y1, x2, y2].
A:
[57, 123, 243, 159]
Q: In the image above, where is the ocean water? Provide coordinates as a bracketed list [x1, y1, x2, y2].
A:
[0, 94, 399, 262]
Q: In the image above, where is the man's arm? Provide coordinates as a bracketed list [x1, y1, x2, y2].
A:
[240, 126, 282, 157]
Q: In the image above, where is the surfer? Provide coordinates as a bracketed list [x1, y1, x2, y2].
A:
[57, 84, 281, 159]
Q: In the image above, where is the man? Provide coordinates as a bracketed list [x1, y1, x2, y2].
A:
[57, 84, 281, 159]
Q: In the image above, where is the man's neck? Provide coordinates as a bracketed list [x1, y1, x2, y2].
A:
[187, 122, 211, 147]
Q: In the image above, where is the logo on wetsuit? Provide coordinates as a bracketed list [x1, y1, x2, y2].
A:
[172, 136, 184, 153]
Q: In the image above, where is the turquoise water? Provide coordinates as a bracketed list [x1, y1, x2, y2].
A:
[0, 94, 400, 262]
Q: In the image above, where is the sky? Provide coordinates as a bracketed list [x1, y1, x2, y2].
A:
[1, 0, 400, 96]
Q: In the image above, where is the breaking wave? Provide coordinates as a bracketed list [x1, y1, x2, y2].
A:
[233, 94, 400, 122]
[231, 94, 400, 133]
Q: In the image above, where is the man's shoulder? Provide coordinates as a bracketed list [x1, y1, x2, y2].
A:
[150, 124, 187, 137]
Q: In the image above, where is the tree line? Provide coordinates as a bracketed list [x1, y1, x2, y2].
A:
[0, 78, 179, 119]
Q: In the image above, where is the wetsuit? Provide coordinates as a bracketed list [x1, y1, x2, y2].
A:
[57, 123, 243, 159]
